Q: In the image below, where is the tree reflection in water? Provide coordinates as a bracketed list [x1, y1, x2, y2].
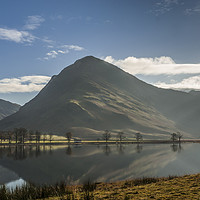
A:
[117, 144, 125, 154]
[103, 145, 111, 156]
[66, 146, 72, 155]
[0, 142, 183, 162]
[0, 145, 56, 160]
[170, 143, 182, 153]
[136, 144, 143, 153]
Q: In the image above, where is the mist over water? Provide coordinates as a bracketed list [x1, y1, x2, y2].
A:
[0, 143, 199, 187]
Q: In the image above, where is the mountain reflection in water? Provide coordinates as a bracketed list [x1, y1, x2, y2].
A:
[0, 143, 199, 186]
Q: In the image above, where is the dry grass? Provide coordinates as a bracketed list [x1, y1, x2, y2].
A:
[42, 174, 200, 200]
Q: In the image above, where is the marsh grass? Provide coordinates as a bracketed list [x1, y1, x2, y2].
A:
[0, 180, 98, 200]
[0, 181, 74, 200]
[1, 174, 199, 200]
[82, 181, 97, 200]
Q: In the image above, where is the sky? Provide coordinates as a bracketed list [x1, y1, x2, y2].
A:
[1, 0, 200, 105]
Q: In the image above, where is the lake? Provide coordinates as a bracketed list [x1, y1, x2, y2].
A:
[0, 143, 199, 188]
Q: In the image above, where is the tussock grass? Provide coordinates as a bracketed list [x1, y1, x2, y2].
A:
[2, 174, 200, 199]
[0, 181, 74, 200]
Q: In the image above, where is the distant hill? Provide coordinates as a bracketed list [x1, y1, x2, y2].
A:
[0, 56, 200, 139]
[189, 90, 200, 96]
[0, 99, 20, 120]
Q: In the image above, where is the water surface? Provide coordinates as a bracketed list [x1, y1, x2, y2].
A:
[0, 143, 199, 186]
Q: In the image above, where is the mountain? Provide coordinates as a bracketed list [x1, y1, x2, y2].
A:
[0, 99, 20, 120]
[0, 56, 199, 139]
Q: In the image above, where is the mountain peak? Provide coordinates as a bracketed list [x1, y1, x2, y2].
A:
[74, 56, 102, 65]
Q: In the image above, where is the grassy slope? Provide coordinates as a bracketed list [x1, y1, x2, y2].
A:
[44, 174, 200, 200]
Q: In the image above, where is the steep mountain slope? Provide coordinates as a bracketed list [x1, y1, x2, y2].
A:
[0, 99, 20, 120]
[0, 56, 199, 139]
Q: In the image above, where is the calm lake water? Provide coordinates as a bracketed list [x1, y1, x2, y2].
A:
[0, 143, 200, 187]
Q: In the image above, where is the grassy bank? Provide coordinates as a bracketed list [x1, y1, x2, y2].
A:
[1, 174, 200, 199]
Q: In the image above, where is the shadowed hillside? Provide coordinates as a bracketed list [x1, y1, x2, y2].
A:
[0, 99, 20, 120]
[0, 56, 199, 139]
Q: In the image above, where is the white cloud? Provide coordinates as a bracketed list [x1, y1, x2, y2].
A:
[46, 50, 58, 58]
[0, 28, 35, 43]
[62, 45, 84, 51]
[58, 50, 68, 54]
[0, 76, 51, 93]
[42, 44, 84, 60]
[154, 75, 200, 90]
[24, 15, 45, 30]
[44, 49, 69, 60]
[0, 16, 45, 44]
[104, 56, 200, 75]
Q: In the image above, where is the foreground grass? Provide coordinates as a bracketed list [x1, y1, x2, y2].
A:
[2, 174, 200, 199]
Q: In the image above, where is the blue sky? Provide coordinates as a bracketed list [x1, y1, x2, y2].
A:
[1, 0, 200, 105]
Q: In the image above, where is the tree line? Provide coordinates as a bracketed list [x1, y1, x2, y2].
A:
[101, 130, 143, 143]
[0, 127, 183, 145]
[0, 128, 53, 144]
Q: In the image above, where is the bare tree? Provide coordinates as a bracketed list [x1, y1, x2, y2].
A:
[102, 130, 111, 143]
[14, 128, 19, 144]
[14, 128, 27, 144]
[19, 128, 27, 144]
[0, 131, 4, 144]
[28, 130, 34, 143]
[176, 132, 183, 143]
[118, 132, 125, 143]
[43, 133, 47, 144]
[135, 132, 143, 143]
[49, 134, 53, 144]
[7, 131, 12, 144]
[0, 130, 12, 144]
[171, 133, 177, 143]
[35, 131, 41, 144]
[13, 128, 27, 144]
[66, 132, 72, 144]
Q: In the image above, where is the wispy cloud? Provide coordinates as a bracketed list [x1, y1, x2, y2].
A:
[50, 14, 63, 20]
[24, 15, 45, 30]
[154, 75, 200, 90]
[0, 15, 45, 44]
[61, 45, 84, 51]
[104, 56, 200, 75]
[0, 76, 51, 93]
[42, 44, 84, 60]
[0, 28, 35, 43]
[41, 36, 55, 45]
[185, 7, 200, 15]
[151, 0, 180, 16]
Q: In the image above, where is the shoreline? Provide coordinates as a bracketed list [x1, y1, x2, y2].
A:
[0, 139, 199, 146]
